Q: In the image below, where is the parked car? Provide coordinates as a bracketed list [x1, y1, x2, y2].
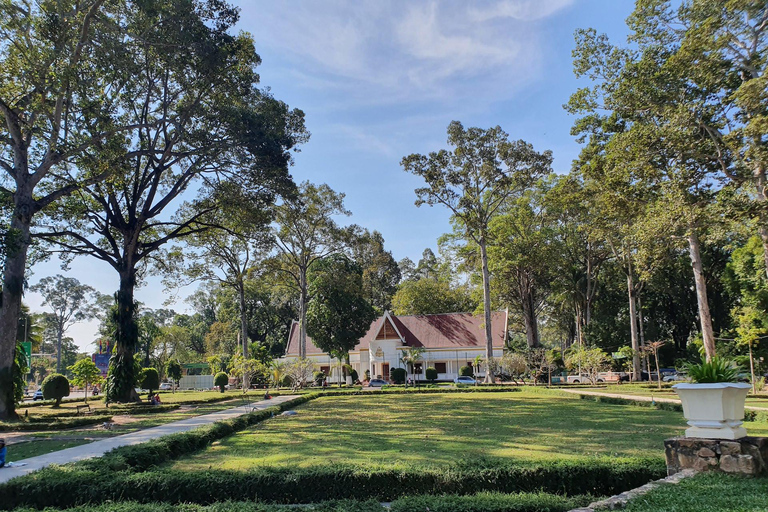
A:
[368, 379, 388, 387]
[454, 376, 476, 385]
[159, 382, 173, 391]
[566, 374, 591, 384]
[662, 373, 686, 382]
[596, 371, 628, 383]
[33, 390, 44, 401]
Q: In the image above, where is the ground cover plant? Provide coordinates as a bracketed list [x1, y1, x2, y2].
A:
[623, 472, 768, 512]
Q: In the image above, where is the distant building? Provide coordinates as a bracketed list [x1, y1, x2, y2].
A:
[283, 310, 507, 382]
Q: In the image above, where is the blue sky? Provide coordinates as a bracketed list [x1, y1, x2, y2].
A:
[27, 0, 633, 351]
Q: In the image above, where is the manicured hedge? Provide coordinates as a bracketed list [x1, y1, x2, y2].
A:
[577, 394, 683, 412]
[389, 491, 593, 512]
[6, 493, 592, 512]
[0, 457, 664, 509]
[0, 413, 113, 432]
[106, 403, 181, 415]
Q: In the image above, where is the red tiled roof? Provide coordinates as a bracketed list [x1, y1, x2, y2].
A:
[285, 311, 507, 356]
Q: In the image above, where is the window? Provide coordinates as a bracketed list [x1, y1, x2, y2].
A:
[434, 362, 447, 374]
[320, 366, 330, 375]
[414, 363, 423, 374]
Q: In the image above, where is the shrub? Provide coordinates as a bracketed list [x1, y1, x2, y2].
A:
[350, 369, 359, 383]
[141, 368, 160, 396]
[460, 365, 473, 377]
[390, 491, 592, 512]
[425, 367, 438, 382]
[214, 372, 229, 392]
[390, 368, 406, 384]
[41, 373, 70, 406]
[0, 414, 113, 432]
[0, 457, 662, 509]
[686, 357, 740, 383]
[314, 371, 327, 386]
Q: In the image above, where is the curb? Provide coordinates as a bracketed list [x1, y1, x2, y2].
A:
[568, 469, 697, 511]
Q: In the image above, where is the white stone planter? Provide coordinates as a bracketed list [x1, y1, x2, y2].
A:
[673, 382, 751, 440]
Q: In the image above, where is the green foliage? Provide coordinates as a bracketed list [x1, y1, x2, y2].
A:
[350, 369, 359, 383]
[460, 365, 474, 377]
[41, 373, 70, 406]
[389, 492, 591, 512]
[392, 278, 477, 316]
[389, 367, 406, 384]
[141, 368, 160, 394]
[686, 357, 740, 383]
[314, 371, 327, 386]
[425, 367, 438, 382]
[166, 360, 183, 387]
[564, 346, 609, 384]
[214, 372, 229, 392]
[0, 457, 662, 508]
[68, 358, 102, 401]
[12, 339, 28, 407]
[307, 254, 377, 358]
[0, 414, 113, 432]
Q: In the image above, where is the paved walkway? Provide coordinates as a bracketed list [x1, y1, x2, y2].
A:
[560, 388, 768, 411]
[0, 394, 299, 484]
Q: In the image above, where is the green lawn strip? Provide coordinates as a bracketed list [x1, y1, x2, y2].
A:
[171, 390, 707, 472]
[7, 439, 91, 461]
[623, 472, 768, 512]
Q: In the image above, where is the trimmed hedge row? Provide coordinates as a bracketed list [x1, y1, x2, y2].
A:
[577, 394, 683, 412]
[5, 493, 591, 512]
[0, 458, 664, 509]
[0, 413, 113, 432]
[106, 403, 181, 415]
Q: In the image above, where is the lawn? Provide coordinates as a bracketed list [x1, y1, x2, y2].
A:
[8, 439, 90, 460]
[624, 472, 768, 511]
[172, 389, 768, 471]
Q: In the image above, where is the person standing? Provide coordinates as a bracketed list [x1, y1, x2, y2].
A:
[0, 438, 6, 468]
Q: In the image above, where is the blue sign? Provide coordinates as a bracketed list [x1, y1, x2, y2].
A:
[92, 353, 110, 377]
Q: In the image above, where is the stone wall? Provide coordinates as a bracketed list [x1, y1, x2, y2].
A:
[665, 436, 768, 476]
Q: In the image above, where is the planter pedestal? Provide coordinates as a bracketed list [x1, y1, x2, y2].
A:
[673, 382, 751, 440]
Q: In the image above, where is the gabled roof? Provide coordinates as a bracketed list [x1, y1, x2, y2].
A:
[284, 311, 507, 356]
[372, 310, 405, 343]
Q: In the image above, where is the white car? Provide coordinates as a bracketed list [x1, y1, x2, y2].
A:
[454, 376, 476, 385]
[159, 382, 173, 390]
[663, 373, 686, 382]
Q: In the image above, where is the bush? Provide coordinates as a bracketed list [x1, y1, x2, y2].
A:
[314, 371, 327, 386]
[214, 372, 229, 392]
[0, 457, 662, 509]
[0, 414, 113, 432]
[41, 373, 70, 406]
[350, 369, 359, 383]
[141, 368, 160, 396]
[425, 367, 438, 382]
[390, 368, 406, 384]
[460, 366, 474, 377]
[390, 491, 592, 512]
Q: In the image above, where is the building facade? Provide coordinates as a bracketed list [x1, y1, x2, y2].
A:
[283, 310, 508, 382]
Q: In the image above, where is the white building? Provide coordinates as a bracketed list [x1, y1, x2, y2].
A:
[283, 310, 507, 382]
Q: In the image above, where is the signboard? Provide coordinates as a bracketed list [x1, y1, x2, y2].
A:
[20, 342, 31, 367]
[92, 353, 111, 377]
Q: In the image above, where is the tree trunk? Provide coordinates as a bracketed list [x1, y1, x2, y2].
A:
[687, 231, 716, 360]
[56, 328, 63, 373]
[0, 202, 33, 420]
[626, 265, 641, 382]
[479, 238, 495, 383]
[238, 284, 248, 359]
[753, 165, 768, 280]
[299, 269, 307, 359]
[636, 293, 647, 373]
[521, 285, 540, 348]
[108, 268, 140, 402]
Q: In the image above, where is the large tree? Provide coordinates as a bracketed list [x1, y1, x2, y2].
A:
[306, 254, 376, 385]
[0, 0, 160, 419]
[272, 182, 351, 359]
[350, 229, 401, 312]
[39, 1, 306, 402]
[30, 275, 97, 372]
[402, 121, 552, 381]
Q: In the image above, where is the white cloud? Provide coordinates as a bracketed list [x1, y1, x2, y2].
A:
[235, 0, 572, 104]
[468, 0, 575, 22]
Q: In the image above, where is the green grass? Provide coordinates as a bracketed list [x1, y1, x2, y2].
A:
[624, 472, 768, 511]
[172, 389, 768, 472]
[7, 439, 90, 460]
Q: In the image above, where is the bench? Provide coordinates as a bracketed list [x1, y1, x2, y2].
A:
[76, 404, 92, 415]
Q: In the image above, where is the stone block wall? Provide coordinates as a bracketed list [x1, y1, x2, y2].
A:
[665, 436, 768, 476]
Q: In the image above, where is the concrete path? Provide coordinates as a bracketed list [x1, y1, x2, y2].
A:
[560, 388, 768, 411]
[0, 394, 299, 484]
